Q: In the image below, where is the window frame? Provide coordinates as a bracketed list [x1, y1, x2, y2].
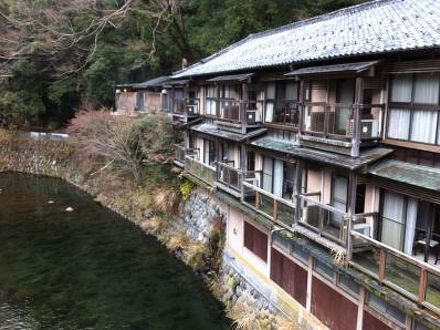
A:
[386, 73, 440, 145]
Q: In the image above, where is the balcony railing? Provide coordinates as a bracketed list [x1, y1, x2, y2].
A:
[218, 100, 262, 125]
[187, 98, 200, 115]
[185, 154, 216, 186]
[303, 103, 383, 141]
[350, 231, 440, 313]
[299, 193, 348, 246]
[172, 98, 200, 116]
[174, 144, 199, 166]
[242, 176, 295, 228]
[174, 144, 187, 165]
[216, 161, 242, 192]
[265, 100, 300, 126]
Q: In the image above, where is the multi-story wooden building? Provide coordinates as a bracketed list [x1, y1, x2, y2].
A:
[152, 0, 440, 329]
[114, 76, 171, 115]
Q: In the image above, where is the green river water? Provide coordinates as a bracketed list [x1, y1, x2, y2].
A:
[0, 173, 231, 329]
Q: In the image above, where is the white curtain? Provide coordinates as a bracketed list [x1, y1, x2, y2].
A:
[404, 198, 418, 255]
[410, 110, 437, 143]
[381, 192, 406, 250]
[331, 176, 348, 227]
[265, 83, 276, 123]
[390, 74, 412, 102]
[262, 157, 273, 193]
[207, 99, 217, 116]
[273, 159, 283, 198]
[413, 73, 440, 104]
[388, 108, 410, 139]
[203, 139, 209, 164]
[265, 102, 274, 122]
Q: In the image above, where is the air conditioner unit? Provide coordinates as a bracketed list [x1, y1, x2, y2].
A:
[347, 119, 379, 139]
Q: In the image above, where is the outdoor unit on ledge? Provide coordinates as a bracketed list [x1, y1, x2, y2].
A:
[347, 119, 379, 139]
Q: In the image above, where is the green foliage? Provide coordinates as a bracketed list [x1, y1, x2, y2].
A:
[1, 0, 365, 129]
[0, 91, 45, 129]
[135, 113, 175, 162]
[180, 178, 196, 201]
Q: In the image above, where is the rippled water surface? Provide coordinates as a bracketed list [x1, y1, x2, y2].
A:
[0, 173, 231, 329]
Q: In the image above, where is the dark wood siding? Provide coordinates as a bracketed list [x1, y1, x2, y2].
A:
[363, 311, 393, 330]
[312, 276, 357, 330]
[244, 222, 268, 262]
[270, 248, 307, 307]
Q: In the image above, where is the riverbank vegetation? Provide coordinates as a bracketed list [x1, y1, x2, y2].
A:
[0, 112, 222, 276]
[0, 115, 302, 329]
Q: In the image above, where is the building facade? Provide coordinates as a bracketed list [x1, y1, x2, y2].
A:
[114, 76, 171, 116]
[128, 0, 440, 329]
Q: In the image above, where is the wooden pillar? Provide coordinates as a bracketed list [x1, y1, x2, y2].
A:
[418, 268, 428, 304]
[240, 143, 247, 173]
[216, 83, 221, 118]
[347, 171, 357, 260]
[171, 87, 175, 114]
[241, 82, 249, 134]
[298, 80, 305, 135]
[294, 159, 303, 224]
[352, 77, 364, 158]
[378, 248, 387, 282]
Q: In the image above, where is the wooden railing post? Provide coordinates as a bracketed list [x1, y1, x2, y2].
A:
[255, 191, 260, 210]
[418, 268, 428, 304]
[273, 199, 278, 221]
[378, 247, 387, 282]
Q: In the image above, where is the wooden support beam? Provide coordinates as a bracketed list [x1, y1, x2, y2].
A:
[378, 247, 387, 282]
[241, 82, 249, 134]
[294, 159, 303, 224]
[298, 80, 305, 135]
[273, 199, 278, 221]
[351, 77, 364, 157]
[418, 268, 428, 304]
[347, 171, 357, 260]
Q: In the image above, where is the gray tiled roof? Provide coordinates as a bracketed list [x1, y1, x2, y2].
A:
[117, 75, 171, 89]
[173, 0, 440, 78]
[285, 60, 380, 76]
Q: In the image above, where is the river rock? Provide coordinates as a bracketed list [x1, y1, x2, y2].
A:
[48, 200, 55, 204]
[65, 206, 74, 212]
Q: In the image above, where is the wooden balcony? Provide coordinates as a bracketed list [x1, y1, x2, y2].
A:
[215, 100, 262, 133]
[185, 154, 216, 186]
[265, 100, 300, 127]
[173, 144, 186, 167]
[171, 98, 200, 124]
[350, 231, 440, 314]
[303, 103, 382, 138]
[298, 193, 348, 246]
[216, 161, 242, 197]
[242, 176, 295, 228]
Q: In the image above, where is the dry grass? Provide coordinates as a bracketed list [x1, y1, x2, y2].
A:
[167, 233, 189, 252]
[153, 186, 179, 213]
[331, 248, 347, 268]
[227, 294, 262, 330]
[139, 216, 169, 234]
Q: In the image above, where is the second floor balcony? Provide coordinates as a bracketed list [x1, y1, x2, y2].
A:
[185, 153, 216, 186]
[171, 98, 200, 124]
[242, 173, 295, 228]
